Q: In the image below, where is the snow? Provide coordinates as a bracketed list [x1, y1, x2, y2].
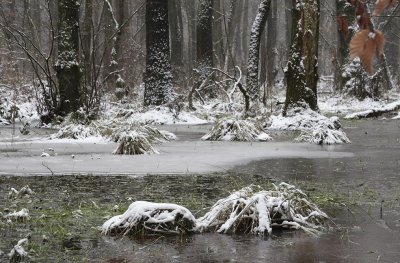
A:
[4, 208, 30, 220]
[202, 118, 272, 142]
[102, 183, 328, 237]
[344, 100, 400, 119]
[267, 107, 350, 145]
[101, 201, 196, 235]
[8, 238, 28, 260]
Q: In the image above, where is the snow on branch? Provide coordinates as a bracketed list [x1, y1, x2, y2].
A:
[202, 117, 272, 142]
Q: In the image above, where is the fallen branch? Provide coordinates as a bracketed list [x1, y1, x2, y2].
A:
[344, 100, 400, 119]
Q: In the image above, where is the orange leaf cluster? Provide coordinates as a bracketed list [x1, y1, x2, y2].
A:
[349, 30, 385, 75]
[337, 16, 350, 39]
[373, 0, 399, 16]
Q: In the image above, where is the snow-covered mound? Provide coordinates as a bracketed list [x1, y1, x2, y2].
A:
[51, 124, 102, 140]
[101, 201, 197, 235]
[102, 183, 328, 237]
[196, 183, 328, 236]
[202, 118, 272, 142]
[267, 107, 350, 145]
[115, 106, 208, 125]
[112, 125, 176, 155]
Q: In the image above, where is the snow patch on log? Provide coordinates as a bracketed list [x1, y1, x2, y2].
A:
[344, 100, 400, 119]
[202, 118, 272, 142]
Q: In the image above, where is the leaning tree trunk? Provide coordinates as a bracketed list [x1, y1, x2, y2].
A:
[144, 0, 173, 106]
[283, 0, 320, 116]
[56, 0, 82, 116]
[246, 0, 272, 115]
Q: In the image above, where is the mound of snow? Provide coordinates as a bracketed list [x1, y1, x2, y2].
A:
[117, 106, 208, 125]
[101, 201, 197, 235]
[202, 118, 272, 142]
[267, 108, 350, 145]
[196, 183, 327, 236]
[51, 124, 102, 140]
[102, 183, 328, 237]
[112, 125, 176, 155]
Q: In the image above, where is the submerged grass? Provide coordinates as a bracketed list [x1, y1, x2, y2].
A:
[0, 173, 389, 262]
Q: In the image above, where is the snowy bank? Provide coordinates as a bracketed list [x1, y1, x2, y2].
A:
[267, 107, 350, 145]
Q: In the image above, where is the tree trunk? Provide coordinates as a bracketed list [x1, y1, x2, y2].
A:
[284, 0, 320, 116]
[56, 0, 82, 116]
[196, 0, 213, 69]
[246, 0, 272, 114]
[82, 0, 93, 90]
[144, 0, 173, 106]
[169, 0, 184, 68]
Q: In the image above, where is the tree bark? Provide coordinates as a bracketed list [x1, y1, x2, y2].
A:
[144, 0, 173, 106]
[284, 0, 320, 115]
[56, 0, 82, 115]
[246, 0, 272, 114]
[196, 0, 213, 69]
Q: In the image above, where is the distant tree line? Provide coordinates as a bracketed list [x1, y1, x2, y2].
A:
[0, 0, 399, 122]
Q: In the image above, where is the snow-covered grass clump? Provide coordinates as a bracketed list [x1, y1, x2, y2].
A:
[112, 125, 176, 155]
[202, 118, 272, 142]
[51, 123, 102, 140]
[8, 238, 28, 262]
[267, 107, 350, 145]
[102, 183, 328, 238]
[3, 208, 30, 222]
[115, 106, 208, 125]
[101, 201, 197, 236]
[9, 186, 34, 199]
[196, 183, 327, 236]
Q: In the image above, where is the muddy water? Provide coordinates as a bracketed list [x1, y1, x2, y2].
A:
[0, 119, 400, 262]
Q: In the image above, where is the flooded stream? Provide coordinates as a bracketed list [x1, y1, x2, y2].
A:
[1, 119, 400, 262]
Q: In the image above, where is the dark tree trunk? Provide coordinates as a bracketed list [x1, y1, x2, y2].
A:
[82, 0, 93, 90]
[246, 0, 272, 114]
[56, 0, 82, 116]
[196, 0, 213, 68]
[169, 0, 184, 67]
[192, 0, 214, 98]
[169, 0, 185, 87]
[144, 0, 173, 106]
[335, 0, 354, 91]
[284, 0, 320, 115]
